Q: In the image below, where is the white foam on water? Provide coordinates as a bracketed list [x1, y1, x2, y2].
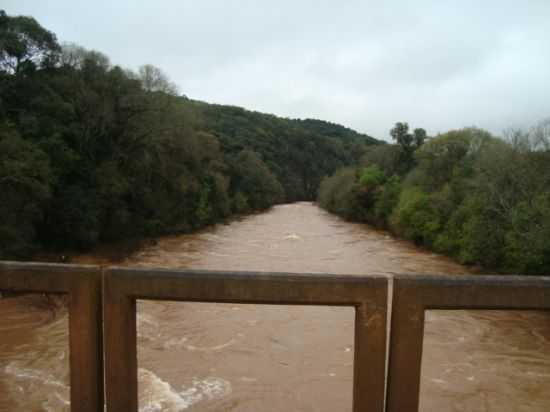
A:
[162, 336, 189, 349]
[4, 362, 68, 389]
[284, 233, 301, 240]
[4, 362, 70, 411]
[185, 338, 237, 352]
[162, 337, 236, 352]
[239, 376, 257, 383]
[137, 313, 161, 340]
[42, 392, 70, 412]
[138, 368, 231, 412]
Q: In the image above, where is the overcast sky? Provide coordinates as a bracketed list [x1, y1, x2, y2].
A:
[4, 1, 550, 140]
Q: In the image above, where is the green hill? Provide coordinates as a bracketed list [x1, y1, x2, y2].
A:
[186, 99, 380, 200]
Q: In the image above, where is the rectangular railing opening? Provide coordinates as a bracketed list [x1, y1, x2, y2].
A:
[0, 292, 70, 412]
[104, 268, 388, 412]
[137, 300, 356, 411]
[387, 274, 550, 412]
[0, 262, 103, 412]
[419, 309, 550, 412]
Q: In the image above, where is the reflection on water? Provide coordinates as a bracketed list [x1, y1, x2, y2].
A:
[1, 202, 549, 411]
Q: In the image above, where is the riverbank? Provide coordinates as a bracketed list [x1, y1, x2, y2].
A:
[2, 202, 549, 412]
[317, 127, 550, 276]
[30, 209, 268, 266]
[318, 203, 489, 275]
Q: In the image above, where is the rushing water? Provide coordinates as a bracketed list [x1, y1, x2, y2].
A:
[1, 202, 549, 411]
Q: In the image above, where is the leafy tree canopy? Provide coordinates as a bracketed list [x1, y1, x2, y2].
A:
[0, 10, 60, 74]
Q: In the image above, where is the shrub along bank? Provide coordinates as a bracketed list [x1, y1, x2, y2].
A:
[319, 123, 550, 275]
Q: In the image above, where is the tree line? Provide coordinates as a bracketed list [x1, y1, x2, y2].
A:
[319, 121, 550, 275]
[0, 11, 378, 259]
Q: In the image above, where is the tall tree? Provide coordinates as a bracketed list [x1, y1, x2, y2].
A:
[138, 64, 179, 95]
[390, 122, 426, 174]
[0, 10, 60, 74]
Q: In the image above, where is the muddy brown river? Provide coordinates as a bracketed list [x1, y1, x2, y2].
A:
[1, 202, 549, 411]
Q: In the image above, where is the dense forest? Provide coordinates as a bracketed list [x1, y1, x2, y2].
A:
[319, 122, 550, 275]
[0, 11, 379, 259]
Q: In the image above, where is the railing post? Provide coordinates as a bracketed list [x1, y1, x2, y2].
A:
[386, 286, 425, 412]
[353, 298, 387, 412]
[68, 271, 104, 412]
[104, 271, 138, 412]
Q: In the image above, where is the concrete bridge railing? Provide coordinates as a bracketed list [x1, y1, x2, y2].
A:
[1, 261, 549, 412]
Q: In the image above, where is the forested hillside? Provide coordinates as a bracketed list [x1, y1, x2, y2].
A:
[0, 11, 379, 259]
[319, 122, 550, 275]
[189, 100, 377, 201]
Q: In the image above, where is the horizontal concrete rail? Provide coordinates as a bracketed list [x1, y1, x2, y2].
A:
[103, 267, 389, 412]
[0, 261, 103, 412]
[387, 274, 550, 412]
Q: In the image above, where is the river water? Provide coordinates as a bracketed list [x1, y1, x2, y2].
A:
[1, 202, 549, 411]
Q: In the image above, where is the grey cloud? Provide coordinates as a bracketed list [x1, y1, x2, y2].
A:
[4, 0, 550, 140]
